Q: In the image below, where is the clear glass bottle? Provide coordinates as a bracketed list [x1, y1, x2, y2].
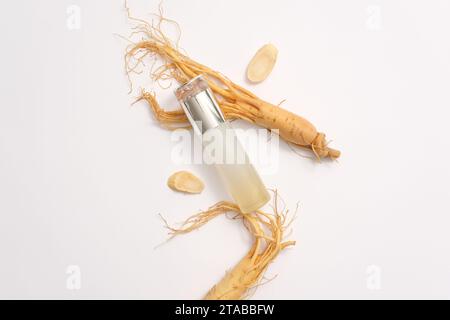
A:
[175, 75, 270, 213]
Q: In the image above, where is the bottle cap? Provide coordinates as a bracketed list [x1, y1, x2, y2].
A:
[175, 75, 225, 134]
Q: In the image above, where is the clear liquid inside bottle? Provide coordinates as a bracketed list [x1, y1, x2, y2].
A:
[203, 123, 270, 213]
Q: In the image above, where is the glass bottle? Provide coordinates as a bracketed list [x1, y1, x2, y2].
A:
[175, 75, 270, 213]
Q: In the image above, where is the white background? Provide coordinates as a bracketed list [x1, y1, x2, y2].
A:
[0, 0, 449, 299]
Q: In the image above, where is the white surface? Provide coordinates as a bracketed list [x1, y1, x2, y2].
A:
[0, 0, 449, 299]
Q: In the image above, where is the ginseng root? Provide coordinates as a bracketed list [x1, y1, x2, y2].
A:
[125, 11, 340, 160]
[162, 196, 295, 300]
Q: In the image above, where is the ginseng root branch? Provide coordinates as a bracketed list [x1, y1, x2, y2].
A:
[162, 195, 295, 300]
